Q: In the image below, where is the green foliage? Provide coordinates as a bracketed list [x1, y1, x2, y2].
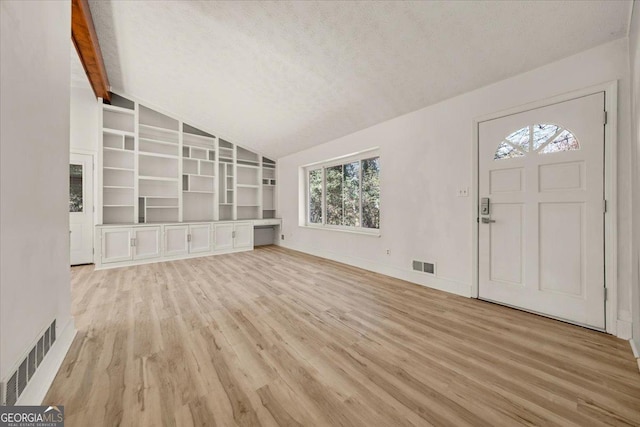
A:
[309, 156, 379, 229]
[308, 169, 323, 223]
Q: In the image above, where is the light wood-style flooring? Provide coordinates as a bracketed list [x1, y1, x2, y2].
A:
[45, 246, 640, 426]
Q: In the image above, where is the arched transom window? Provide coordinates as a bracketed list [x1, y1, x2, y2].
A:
[494, 124, 580, 160]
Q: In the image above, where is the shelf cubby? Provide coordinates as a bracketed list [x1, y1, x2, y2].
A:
[107, 93, 135, 110]
[103, 149, 134, 170]
[104, 168, 134, 187]
[104, 187, 134, 206]
[184, 158, 198, 174]
[103, 206, 134, 224]
[187, 175, 215, 193]
[103, 108, 135, 133]
[237, 186, 259, 207]
[219, 205, 233, 221]
[145, 207, 179, 223]
[103, 132, 124, 149]
[200, 161, 215, 176]
[237, 166, 259, 186]
[139, 154, 179, 179]
[139, 125, 179, 144]
[183, 192, 214, 222]
[139, 179, 179, 198]
[237, 206, 260, 220]
[139, 105, 179, 131]
[146, 197, 179, 207]
[140, 139, 178, 156]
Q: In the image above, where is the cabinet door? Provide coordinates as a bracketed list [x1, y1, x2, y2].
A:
[234, 222, 254, 249]
[165, 225, 189, 256]
[101, 228, 133, 264]
[189, 224, 212, 254]
[134, 227, 162, 260]
[214, 223, 234, 251]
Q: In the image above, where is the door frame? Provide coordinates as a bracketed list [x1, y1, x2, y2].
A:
[471, 81, 618, 336]
[70, 150, 95, 265]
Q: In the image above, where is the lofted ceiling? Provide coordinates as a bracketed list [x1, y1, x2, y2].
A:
[88, 1, 631, 158]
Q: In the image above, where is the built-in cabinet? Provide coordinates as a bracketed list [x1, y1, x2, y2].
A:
[164, 223, 212, 256]
[101, 226, 162, 264]
[213, 222, 253, 251]
[95, 220, 268, 269]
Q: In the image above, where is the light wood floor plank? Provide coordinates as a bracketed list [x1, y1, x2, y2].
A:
[45, 246, 640, 426]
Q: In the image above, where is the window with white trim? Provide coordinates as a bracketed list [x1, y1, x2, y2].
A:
[306, 152, 380, 231]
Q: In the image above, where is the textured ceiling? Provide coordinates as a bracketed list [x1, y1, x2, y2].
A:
[89, 1, 631, 158]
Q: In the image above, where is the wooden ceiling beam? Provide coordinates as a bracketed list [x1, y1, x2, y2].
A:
[71, 0, 110, 101]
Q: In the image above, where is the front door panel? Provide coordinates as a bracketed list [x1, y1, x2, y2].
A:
[478, 93, 605, 329]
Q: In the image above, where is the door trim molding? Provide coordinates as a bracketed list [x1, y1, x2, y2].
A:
[70, 151, 95, 266]
[471, 81, 619, 336]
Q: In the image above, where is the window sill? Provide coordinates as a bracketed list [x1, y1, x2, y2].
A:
[300, 224, 381, 237]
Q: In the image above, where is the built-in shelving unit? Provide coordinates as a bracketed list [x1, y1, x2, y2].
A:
[99, 94, 277, 225]
[262, 157, 276, 219]
[182, 124, 216, 222]
[137, 106, 180, 224]
[101, 103, 136, 224]
[218, 139, 235, 221]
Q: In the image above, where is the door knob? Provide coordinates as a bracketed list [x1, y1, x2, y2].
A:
[481, 217, 496, 224]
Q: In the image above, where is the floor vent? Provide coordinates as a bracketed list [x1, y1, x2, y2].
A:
[1, 319, 56, 406]
[412, 260, 436, 276]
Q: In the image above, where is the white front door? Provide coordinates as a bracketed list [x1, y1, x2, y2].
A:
[478, 93, 605, 329]
[70, 153, 94, 265]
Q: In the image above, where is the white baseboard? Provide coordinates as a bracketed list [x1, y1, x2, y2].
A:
[16, 320, 77, 405]
[617, 319, 633, 340]
[281, 243, 472, 298]
[630, 338, 639, 358]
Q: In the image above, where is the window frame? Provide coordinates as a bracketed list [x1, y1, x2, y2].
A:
[303, 149, 380, 235]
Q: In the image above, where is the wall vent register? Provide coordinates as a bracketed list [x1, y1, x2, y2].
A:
[0, 320, 56, 406]
[412, 260, 436, 275]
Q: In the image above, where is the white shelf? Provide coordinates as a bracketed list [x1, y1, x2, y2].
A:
[237, 164, 260, 169]
[139, 176, 178, 182]
[103, 104, 135, 115]
[138, 151, 179, 160]
[103, 204, 134, 208]
[104, 185, 134, 189]
[139, 137, 178, 147]
[139, 123, 179, 134]
[103, 146, 134, 154]
[103, 128, 135, 137]
[237, 184, 259, 188]
[144, 196, 179, 200]
[146, 206, 179, 209]
[104, 166, 134, 172]
[183, 132, 215, 142]
[183, 190, 215, 194]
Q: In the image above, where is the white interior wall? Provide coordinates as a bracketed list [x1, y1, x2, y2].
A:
[629, 1, 640, 350]
[277, 38, 634, 335]
[0, 0, 74, 386]
[70, 85, 99, 153]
